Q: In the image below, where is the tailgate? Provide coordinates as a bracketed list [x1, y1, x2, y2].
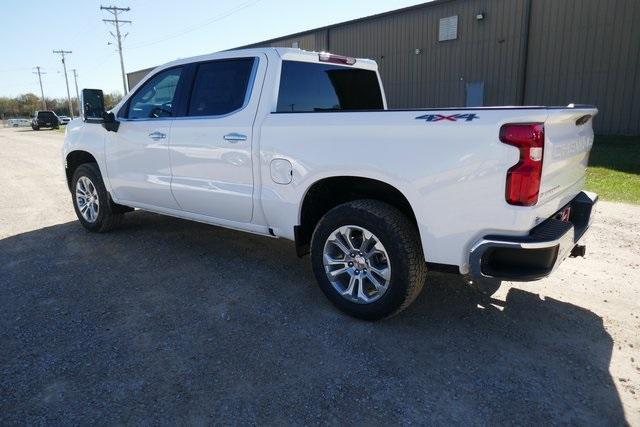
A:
[538, 107, 598, 205]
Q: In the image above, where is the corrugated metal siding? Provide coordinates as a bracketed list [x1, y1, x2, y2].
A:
[126, 67, 155, 91]
[525, 0, 640, 134]
[248, 30, 328, 51]
[126, 0, 639, 135]
[328, 0, 527, 109]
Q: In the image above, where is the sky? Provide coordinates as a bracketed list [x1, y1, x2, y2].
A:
[0, 0, 428, 98]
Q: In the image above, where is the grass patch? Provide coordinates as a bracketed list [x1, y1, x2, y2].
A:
[586, 135, 640, 204]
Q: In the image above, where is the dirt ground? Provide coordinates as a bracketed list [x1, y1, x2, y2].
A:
[1, 126, 638, 425]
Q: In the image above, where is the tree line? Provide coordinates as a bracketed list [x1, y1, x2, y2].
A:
[0, 92, 123, 119]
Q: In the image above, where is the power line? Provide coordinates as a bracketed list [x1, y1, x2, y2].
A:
[127, 0, 261, 50]
[52, 50, 74, 119]
[0, 67, 33, 73]
[85, 52, 117, 72]
[100, 5, 132, 94]
[32, 66, 47, 110]
[68, 20, 101, 45]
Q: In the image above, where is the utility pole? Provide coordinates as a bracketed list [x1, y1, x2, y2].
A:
[33, 66, 47, 110]
[52, 49, 74, 118]
[101, 5, 131, 94]
[72, 69, 80, 116]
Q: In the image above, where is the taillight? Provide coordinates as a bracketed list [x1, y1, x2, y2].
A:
[500, 123, 545, 206]
[318, 52, 356, 65]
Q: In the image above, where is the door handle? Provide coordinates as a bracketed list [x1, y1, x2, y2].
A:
[223, 132, 247, 143]
[148, 131, 166, 140]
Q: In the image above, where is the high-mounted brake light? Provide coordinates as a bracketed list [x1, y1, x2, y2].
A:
[500, 123, 545, 206]
[318, 52, 357, 66]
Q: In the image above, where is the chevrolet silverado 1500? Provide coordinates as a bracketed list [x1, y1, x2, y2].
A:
[63, 48, 598, 319]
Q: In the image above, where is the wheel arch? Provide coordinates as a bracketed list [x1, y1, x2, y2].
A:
[295, 176, 419, 257]
[65, 150, 99, 192]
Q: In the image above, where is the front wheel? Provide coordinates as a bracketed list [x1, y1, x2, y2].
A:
[71, 163, 123, 232]
[310, 200, 427, 320]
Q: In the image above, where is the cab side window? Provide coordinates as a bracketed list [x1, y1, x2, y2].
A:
[127, 67, 183, 119]
[187, 58, 255, 117]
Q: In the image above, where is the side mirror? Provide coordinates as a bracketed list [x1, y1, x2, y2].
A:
[81, 88, 105, 123]
[81, 88, 119, 132]
[102, 111, 120, 132]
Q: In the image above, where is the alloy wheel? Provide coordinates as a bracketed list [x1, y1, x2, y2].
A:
[322, 225, 391, 304]
[75, 176, 100, 223]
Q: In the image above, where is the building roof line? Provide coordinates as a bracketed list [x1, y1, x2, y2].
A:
[128, 0, 457, 77]
[235, 0, 458, 49]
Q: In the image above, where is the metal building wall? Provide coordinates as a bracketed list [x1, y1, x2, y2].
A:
[126, 0, 639, 134]
[253, 29, 328, 51]
[525, 0, 640, 134]
[127, 67, 155, 91]
[327, 0, 528, 109]
[242, 0, 530, 109]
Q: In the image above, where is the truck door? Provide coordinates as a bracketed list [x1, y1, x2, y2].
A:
[106, 66, 185, 210]
[169, 55, 264, 223]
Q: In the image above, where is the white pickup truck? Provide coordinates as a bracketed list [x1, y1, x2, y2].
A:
[63, 48, 598, 319]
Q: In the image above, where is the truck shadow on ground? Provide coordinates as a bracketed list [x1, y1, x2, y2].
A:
[0, 211, 628, 425]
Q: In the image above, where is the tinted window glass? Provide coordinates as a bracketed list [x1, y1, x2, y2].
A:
[188, 58, 255, 116]
[276, 61, 384, 112]
[38, 112, 55, 120]
[128, 67, 182, 119]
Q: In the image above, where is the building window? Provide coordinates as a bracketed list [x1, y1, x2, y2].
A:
[438, 15, 458, 41]
[291, 41, 299, 48]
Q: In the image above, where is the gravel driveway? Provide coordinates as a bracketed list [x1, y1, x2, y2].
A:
[1, 127, 638, 425]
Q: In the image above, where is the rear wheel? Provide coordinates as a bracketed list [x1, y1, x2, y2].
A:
[32, 125, 39, 131]
[310, 200, 427, 320]
[71, 163, 124, 232]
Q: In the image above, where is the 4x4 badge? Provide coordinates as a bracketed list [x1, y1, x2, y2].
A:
[415, 113, 479, 122]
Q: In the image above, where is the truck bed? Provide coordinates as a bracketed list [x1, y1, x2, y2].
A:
[260, 105, 597, 272]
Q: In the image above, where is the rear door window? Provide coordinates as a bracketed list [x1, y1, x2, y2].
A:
[276, 61, 384, 112]
[187, 58, 255, 117]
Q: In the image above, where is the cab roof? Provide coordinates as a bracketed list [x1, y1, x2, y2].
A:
[159, 47, 379, 72]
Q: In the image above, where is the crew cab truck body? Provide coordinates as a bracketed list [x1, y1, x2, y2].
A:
[63, 48, 597, 319]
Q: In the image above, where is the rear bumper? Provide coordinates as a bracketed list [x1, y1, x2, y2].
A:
[469, 191, 598, 281]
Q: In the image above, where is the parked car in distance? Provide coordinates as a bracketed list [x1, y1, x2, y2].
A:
[58, 115, 71, 125]
[7, 118, 31, 127]
[31, 111, 60, 130]
[62, 48, 598, 320]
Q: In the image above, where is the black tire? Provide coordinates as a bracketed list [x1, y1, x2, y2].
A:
[310, 200, 427, 320]
[32, 126, 39, 131]
[71, 163, 124, 232]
